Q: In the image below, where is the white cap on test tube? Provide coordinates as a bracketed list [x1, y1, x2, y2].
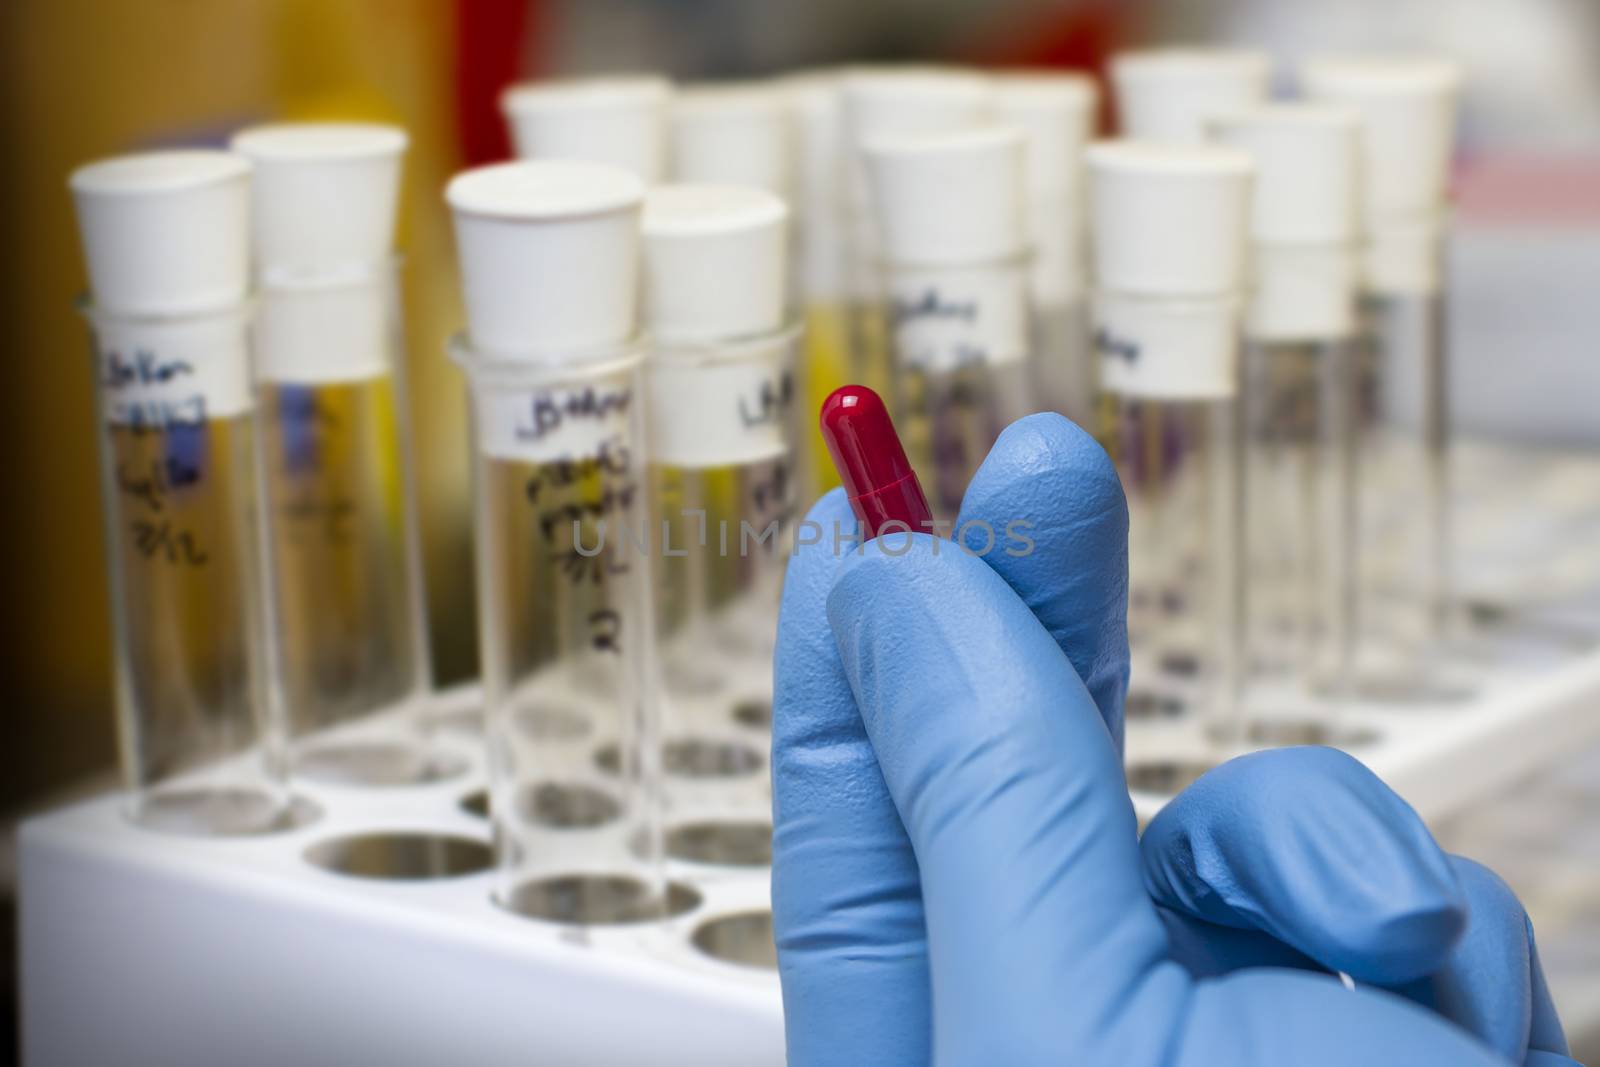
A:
[1300, 55, 1460, 230]
[863, 126, 1026, 267]
[1209, 106, 1362, 340]
[501, 75, 670, 182]
[669, 84, 792, 199]
[230, 122, 406, 281]
[70, 150, 252, 315]
[782, 71, 847, 300]
[1111, 48, 1270, 144]
[1087, 140, 1254, 296]
[992, 72, 1098, 303]
[446, 160, 644, 357]
[841, 65, 993, 141]
[1088, 140, 1253, 399]
[642, 184, 788, 344]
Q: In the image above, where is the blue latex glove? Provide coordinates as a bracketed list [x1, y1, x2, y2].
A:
[772, 413, 1579, 1067]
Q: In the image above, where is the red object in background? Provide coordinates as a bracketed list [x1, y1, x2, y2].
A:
[820, 385, 933, 540]
[453, 0, 538, 165]
[968, 0, 1129, 131]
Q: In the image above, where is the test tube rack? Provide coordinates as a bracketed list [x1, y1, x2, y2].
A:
[19, 441, 1600, 1067]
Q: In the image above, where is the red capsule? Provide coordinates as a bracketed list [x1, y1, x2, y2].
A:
[819, 384, 933, 539]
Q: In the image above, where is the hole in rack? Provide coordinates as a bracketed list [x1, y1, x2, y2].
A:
[514, 704, 591, 741]
[502, 877, 701, 925]
[304, 832, 490, 880]
[691, 911, 777, 970]
[1244, 720, 1381, 749]
[459, 789, 488, 818]
[295, 742, 467, 788]
[1125, 691, 1186, 721]
[425, 705, 485, 736]
[732, 699, 772, 729]
[665, 739, 763, 779]
[1158, 651, 1200, 678]
[1125, 760, 1215, 796]
[133, 789, 321, 837]
[517, 783, 622, 829]
[667, 820, 773, 866]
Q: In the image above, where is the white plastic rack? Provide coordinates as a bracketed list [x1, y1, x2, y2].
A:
[19, 441, 1600, 1066]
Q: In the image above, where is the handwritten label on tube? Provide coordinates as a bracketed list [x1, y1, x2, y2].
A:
[887, 262, 1029, 374]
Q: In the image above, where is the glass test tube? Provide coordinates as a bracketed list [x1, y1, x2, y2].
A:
[864, 126, 1034, 520]
[233, 123, 435, 784]
[784, 71, 852, 498]
[840, 69, 993, 425]
[993, 73, 1099, 431]
[448, 161, 667, 926]
[253, 267, 433, 780]
[1087, 141, 1254, 743]
[1211, 107, 1363, 727]
[1304, 56, 1463, 701]
[72, 151, 288, 834]
[642, 185, 797, 867]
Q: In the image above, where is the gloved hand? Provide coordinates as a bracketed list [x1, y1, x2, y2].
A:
[772, 412, 1579, 1067]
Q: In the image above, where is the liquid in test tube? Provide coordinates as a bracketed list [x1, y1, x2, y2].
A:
[993, 73, 1100, 430]
[232, 123, 436, 785]
[71, 151, 287, 834]
[500, 75, 671, 182]
[1210, 106, 1363, 731]
[641, 184, 798, 866]
[448, 161, 666, 925]
[1087, 141, 1255, 744]
[840, 68, 992, 409]
[863, 125, 1034, 519]
[1303, 56, 1465, 702]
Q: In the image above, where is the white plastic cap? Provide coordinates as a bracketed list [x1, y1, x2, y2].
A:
[993, 72, 1099, 302]
[70, 150, 252, 315]
[783, 71, 847, 299]
[501, 75, 670, 182]
[669, 84, 792, 200]
[993, 73, 1097, 202]
[1301, 55, 1461, 229]
[1111, 48, 1271, 144]
[1207, 105, 1361, 244]
[230, 123, 406, 281]
[643, 184, 788, 343]
[446, 160, 644, 357]
[841, 66, 993, 143]
[864, 126, 1027, 267]
[783, 72, 843, 212]
[1087, 140, 1254, 296]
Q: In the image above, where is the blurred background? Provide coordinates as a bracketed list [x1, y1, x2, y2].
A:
[1, 0, 1597, 1062]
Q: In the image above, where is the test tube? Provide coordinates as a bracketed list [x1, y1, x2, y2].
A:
[1087, 141, 1254, 743]
[1209, 107, 1363, 723]
[229, 124, 435, 784]
[1109, 47, 1267, 706]
[447, 161, 666, 924]
[71, 151, 287, 834]
[500, 75, 671, 181]
[1303, 56, 1463, 700]
[840, 68, 992, 403]
[641, 184, 797, 866]
[993, 73, 1099, 429]
[782, 72, 850, 498]
[862, 126, 1032, 519]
